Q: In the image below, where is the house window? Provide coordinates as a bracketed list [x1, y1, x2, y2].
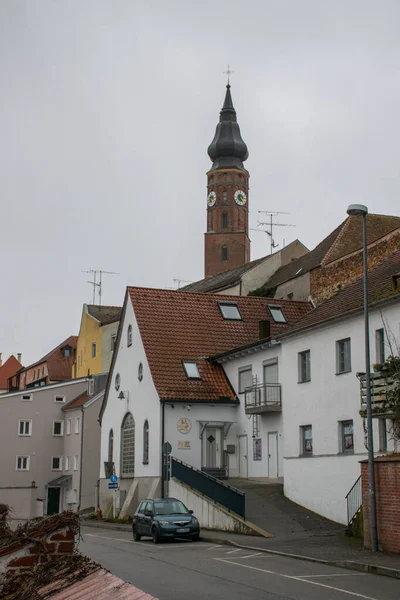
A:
[108, 429, 114, 463]
[66, 419, 72, 435]
[182, 361, 201, 379]
[51, 456, 62, 471]
[269, 305, 287, 323]
[298, 350, 311, 383]
[63, 347, 71, 357]
[238, 367, 252, 394]
[92, 342, 97, 358]
[340, 420, 354, 453]
[16, 456, 30, 471]
[375, 329, 385, 365]
[75, 417, 80, 434]
[127, 325, 133, 347]
[54, 396, 66, 403]
[21, 394, 32, 402]
[121, 413, 135, 476]
[42, 366, 45, 377]
[73, 455, 78, 471]
[33, 370, 36, 380]
[301, 425, 313, 455]
[379, 419, 388, 453]
[222, 211, 228, 228]
[65, 456, 70, 471]
[18, 420, 32, 436]
[138, 362, 143, 382]
[218, 302, 242, 321]
[88, 378, 94, 395]
[111, 334, 117, 351]
[115, 373, 121, 391]
[336, 338, 351, 374]
[143, 420, 149, 465]
[221, 245, 228, 261]
[222, 190, 228, 202]
[53, 421, 64, 436]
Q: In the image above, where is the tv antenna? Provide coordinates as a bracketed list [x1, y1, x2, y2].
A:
[173, 278, 193, 289]
[82, 269, 119, 306]
[251, 211, 295, 254]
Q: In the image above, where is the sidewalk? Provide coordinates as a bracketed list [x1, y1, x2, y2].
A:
[80, 518, 400, 579]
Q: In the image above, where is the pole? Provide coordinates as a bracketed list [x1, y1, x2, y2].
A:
[363, 213, 379, 552]
[161, 402, 165, 498]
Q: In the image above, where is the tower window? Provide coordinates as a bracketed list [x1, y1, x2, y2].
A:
[221, 245, 228, 261]
[222, 212, 228, 228]
[222, 190, 228, 202]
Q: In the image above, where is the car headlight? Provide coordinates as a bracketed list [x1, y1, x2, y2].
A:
[191, 517, 198, 524]
[157, 520, 170, 526]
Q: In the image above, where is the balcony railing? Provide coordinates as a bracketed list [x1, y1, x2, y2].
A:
[244, 383, 282, 414]
[358, 371, 398, 418]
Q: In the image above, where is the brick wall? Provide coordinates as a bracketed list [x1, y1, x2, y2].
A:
[361, 456, 400, 553]
[311, 230, 400, 305]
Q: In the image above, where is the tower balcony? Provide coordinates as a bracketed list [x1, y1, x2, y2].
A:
[244, 383, 282, 414]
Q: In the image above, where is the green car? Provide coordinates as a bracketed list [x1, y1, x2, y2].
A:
[132, 498, 200, 543]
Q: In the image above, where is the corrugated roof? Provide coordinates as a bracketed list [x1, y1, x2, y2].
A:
[87, 305, 122, 325]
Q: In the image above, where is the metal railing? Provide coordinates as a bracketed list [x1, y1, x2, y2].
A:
[245, 383, 281, 409]
[171, 457, 245, 518]
[345, 475, 362, 526]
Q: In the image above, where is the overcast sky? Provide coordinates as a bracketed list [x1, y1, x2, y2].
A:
[1, 0, 400, 365]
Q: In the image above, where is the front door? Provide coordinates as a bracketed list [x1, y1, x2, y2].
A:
[268, 431, 279, 478]
[205, 427, 219, 468]
[238, 435, 248, 478]
[47, 487, 61, 515]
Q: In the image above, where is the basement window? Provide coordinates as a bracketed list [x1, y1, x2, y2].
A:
[218, 302, 242, 321]
[268, 305, 287, 323]
[183, 361, 201, 379]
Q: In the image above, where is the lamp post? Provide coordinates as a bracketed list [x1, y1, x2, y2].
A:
[347, 204, 378, 552]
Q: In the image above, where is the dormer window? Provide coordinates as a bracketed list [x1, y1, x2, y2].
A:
[183, 361, 201, 379]
[63, 346, 71, 358]
[268, 305, 287, 324]
[218, 302, 242, 321]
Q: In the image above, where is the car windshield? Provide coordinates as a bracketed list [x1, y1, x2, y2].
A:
[154, 500, 189, 515]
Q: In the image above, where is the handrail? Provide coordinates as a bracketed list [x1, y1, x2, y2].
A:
[245, 382, 281, 408]
[345, 475, 362, 525]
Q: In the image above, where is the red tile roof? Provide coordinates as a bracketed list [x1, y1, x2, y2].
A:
[279, 249, 400, 337]
[63, 388, 105, 411]
[0, 355, 22, 389]
[127, 288, 312, 402]
[21, 336, 78, 382]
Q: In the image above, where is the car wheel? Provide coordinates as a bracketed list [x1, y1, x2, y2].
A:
[132, 526, 141, 542]
[152, 526, 160, 544]
[192, 534, 200, 542]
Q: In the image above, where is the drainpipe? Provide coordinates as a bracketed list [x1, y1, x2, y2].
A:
[77, 406, 85, 512]
[161, 402, 165, 498]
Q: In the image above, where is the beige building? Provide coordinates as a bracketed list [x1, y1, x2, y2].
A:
[0, 376, 104, 523]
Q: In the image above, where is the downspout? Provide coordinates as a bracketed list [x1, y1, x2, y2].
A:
[161, 402, 165, 498]
[77, 406, 85, 512]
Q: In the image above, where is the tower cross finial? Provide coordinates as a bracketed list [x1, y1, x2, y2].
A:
[223, 64, 234, 85]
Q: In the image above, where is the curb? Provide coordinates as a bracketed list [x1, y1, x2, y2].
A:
[202, 535, 400, 580]
[80, 520, 132, 533]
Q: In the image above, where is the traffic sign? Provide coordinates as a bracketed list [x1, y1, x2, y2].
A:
[108, 482, 118, 489]
[110, 474, 118, 483]
[163, 441, 172, 456]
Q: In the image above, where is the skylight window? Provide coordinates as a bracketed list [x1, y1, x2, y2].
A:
[183, 361, 201, 379]
[269, 305, 287, 324]
[218, 302, 243, 321]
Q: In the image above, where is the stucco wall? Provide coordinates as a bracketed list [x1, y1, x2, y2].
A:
[75, 305, 102, 378]
[274, 272, 311, 302]
[80, 399, 101, 510]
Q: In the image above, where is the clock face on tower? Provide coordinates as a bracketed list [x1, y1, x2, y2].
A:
[234, 190, 247, 206]
[207, 191, 217, 207]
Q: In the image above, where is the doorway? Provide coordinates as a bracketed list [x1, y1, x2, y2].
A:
[268, 432, 279, 478]
[47, 487, 61, 515]
[238, 435, 248, 478]
[205, 427, 221, 468]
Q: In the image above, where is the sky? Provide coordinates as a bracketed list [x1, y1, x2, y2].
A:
[1, 0, 400, 365]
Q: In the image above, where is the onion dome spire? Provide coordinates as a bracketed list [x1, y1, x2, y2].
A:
[207, 84, 249, 171]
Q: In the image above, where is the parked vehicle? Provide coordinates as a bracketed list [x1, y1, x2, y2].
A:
[132, 498, 200, 543]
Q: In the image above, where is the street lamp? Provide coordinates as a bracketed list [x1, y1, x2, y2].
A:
[347, 204, 378, 552]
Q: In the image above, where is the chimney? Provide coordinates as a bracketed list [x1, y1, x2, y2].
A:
[0, 353, 2, 367]
[17, 353, 22, 363]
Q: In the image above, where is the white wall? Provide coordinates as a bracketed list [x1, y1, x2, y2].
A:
[100, 298, 161, 482]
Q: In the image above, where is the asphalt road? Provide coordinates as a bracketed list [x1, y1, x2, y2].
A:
[79, 526, 400, 600]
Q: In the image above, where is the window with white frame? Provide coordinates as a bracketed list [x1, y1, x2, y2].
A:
[121, 413, 135, 476]
[218, 302, 242, 321]
[339, 420, 354, 453]
[92, 342, 97, 358]
[182, 361, 201, 379]
[18, 420, 32, 436]
[51, 456, 62, 471]
[298, 350, 311, 383]
[54, 395, 66, 403]
[268, 305, 287, 324]
[16, 456, 30, 471]
[375, 329, 385, 365]
[21, 394, 32, 402]
[53, 421, 64, 436]
[127, 324, 133, 347]
[73, 455, 79, 471]
[336, 338, 351, 374]
[75, 417, 80, 434]
[301, 425, 313, 455]
[65, 456, 70, 471]
[66, 419, 72, 435]
[238, 367, 252, 394]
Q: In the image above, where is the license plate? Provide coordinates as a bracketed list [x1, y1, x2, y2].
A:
[176, 527, 190, 533]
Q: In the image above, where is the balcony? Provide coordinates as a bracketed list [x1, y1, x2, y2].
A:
[244, 383, 282, 414]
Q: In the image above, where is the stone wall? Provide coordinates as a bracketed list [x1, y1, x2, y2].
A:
[361, 456, 400, 553]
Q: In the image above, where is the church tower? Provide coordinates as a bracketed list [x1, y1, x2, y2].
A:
[204, 84, 250, 278]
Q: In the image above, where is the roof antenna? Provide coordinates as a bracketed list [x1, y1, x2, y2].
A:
[82, 269, 119, 306]
[250, 211, 295, 254]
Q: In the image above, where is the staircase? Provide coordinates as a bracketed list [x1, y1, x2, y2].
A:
[345, 475, 362, 532]
[201, 467, 228, 480]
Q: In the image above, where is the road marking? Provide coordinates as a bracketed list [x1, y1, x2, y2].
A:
[207, 545, 223, 550]
[240, 552, 264, 559]
[85, 533, 133, 543]
[214, 558, 379, 600]
[298, 573, 367, 578]
[226, 549, 243, 554]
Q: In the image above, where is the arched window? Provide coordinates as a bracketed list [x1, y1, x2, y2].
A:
[221, 245, 228, 261]
[127, 324, 132, 347]
[143, 420, 149, 465]
[222, 211, 228, 228]
[108, 429, 114, 463]
[121, 413, 135, 476]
